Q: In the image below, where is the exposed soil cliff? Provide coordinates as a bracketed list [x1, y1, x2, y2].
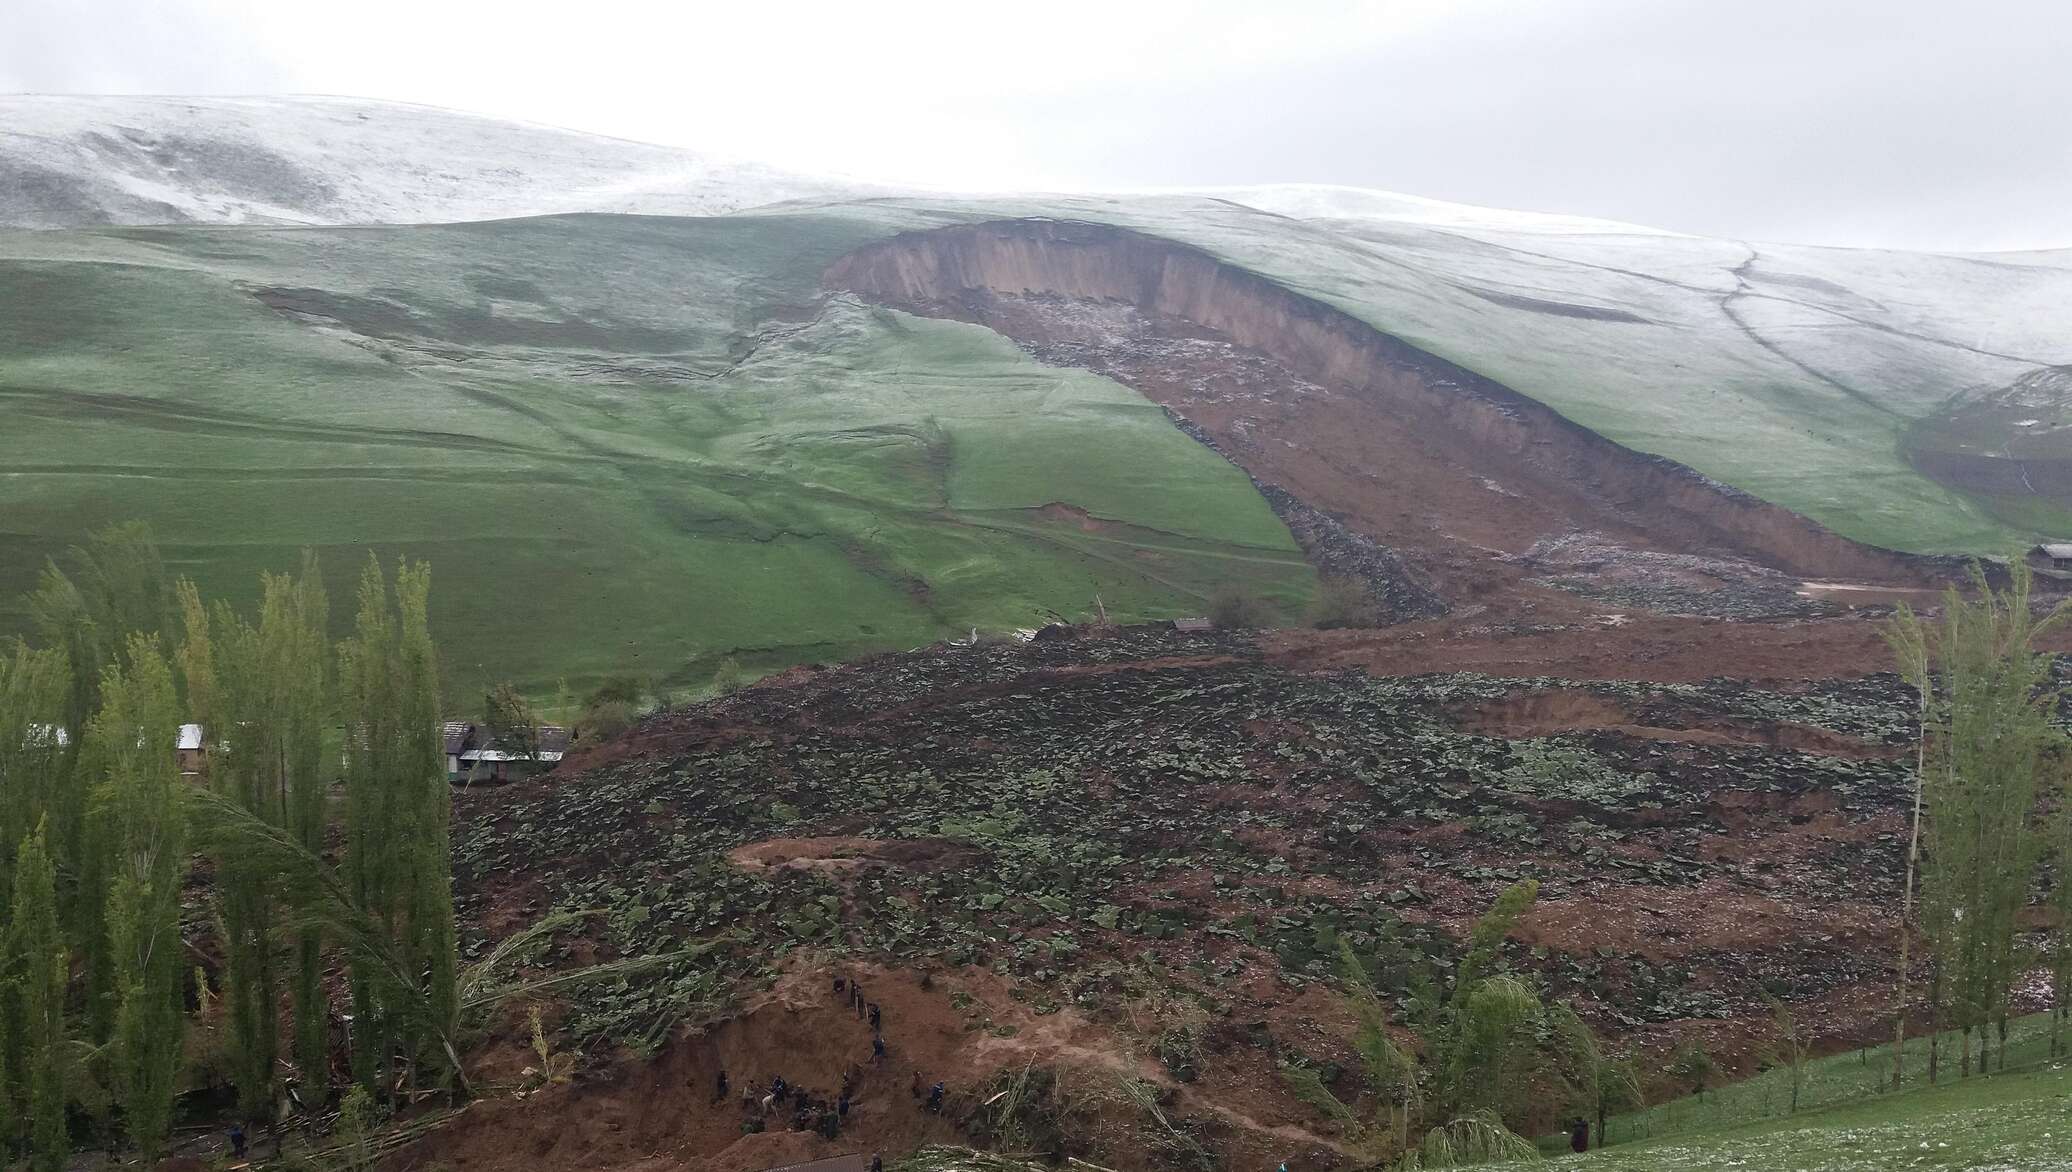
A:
[824, 220, 1943, 603]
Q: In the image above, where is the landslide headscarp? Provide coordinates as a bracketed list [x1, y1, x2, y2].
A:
[824, 219, 1938, 600]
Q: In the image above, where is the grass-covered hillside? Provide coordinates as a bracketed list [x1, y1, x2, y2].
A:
[0, 210, 1312, 695]
[8, 98, 2072, 694]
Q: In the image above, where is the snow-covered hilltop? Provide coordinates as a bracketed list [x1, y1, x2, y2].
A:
[0, 94, 885, 228]
[5, 92, 2070, 554]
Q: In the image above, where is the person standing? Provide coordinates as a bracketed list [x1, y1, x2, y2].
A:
[1569, 1117, 1590, 1154]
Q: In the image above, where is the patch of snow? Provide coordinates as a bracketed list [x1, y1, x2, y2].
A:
[0, 94, 892, 229]
[1183, 182, 1685, 237]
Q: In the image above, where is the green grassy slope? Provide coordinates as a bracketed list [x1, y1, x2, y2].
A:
[1524, 1063, 2072, 1171]
[0, 211, 1312, 696]
[1513, 1012, 2072, 1170]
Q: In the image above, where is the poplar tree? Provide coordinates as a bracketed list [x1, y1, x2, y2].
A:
[1888, 559, 2068, 1079]
[281, 560, 333, 1102]
[181, 558, 333, 1114]
[340, 559, 401, 1094]
[396, 563, 459, 1087]
[90, 636, 187, 1161]
[339, 557, 455, 1095]
[0, 647, 70, 1160]
[0, 643, 70, 924]
[30, 522, 171, 1046]
[10, 820, 68, 1171]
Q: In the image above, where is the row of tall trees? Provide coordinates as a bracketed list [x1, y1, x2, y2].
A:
[0, 524, 458, 1164]
[1887, 559, 2072, 1084]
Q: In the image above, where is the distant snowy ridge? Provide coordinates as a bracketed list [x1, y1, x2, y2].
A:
[0, 94, 889, 228]
[1182, 183, 1687, 237]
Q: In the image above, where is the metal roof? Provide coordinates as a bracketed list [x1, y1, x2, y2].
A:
[2037, 543, 2072, 559]
[177, 723, 204, 751]
[458, 749, 565, 763]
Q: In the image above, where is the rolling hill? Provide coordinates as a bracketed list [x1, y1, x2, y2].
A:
[4, 95, 2071, 695]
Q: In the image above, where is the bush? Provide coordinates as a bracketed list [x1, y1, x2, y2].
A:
[574, 698, 637, 744]
[1207, 587, 1276, 629]
[710, 656, 747, 695]
[1310, 576, 1380, 629]
[586, 675, 647, 709]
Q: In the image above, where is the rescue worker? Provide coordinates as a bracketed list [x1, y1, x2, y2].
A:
[714, 1068, 729, 1103]
[927, 1082, 945, 1114]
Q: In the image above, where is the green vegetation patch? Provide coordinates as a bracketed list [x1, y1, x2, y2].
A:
[0, 213, 1311, 695]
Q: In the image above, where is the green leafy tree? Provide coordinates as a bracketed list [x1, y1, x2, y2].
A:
[1326, 881, 1546, 1164]
[1543, 1002, 1641, 1146]
[397, 564, 459, 1091]
[10, 819, 69, 1171]
[179, 557, 332, 1116]
[279, 561, 333, 1103]
[483, 682, 541, 770]
[1762, 994, 1809, 1113]
[1433, 880, 1540, 1117]
[1888, 559, 2068, 1079]
[709, 657, 747, 697]
[1206, 586, 1274, 630]
[26, 523, 170, 1045]
[1310, 576, 1379, 629]
[1665, 1041, 1715, 1101]
[0, 643, 71, 905]
[574, 676, 647, 744]
[339, 558, 458, 1097]
[90, 636, 187, 1161]
[1338, 938, 1419, 1149]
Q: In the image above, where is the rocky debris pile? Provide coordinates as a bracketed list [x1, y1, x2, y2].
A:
[1515, 532, 1840, 620]
[1165, 414, 1446, 623]
[458, 635, 1916, 1051]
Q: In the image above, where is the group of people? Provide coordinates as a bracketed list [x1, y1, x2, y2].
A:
[727, 1068, 856, 1139]
[707, 973, 956, 1146]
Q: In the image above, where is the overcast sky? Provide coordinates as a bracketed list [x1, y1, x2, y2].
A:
[8, 0, 2070, 250]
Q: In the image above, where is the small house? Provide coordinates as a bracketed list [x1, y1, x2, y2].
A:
[1172, 617, 1214, 633]
[442, 721, 471, 779]
[2028, 543, 2072, 577]
[177, 723, 206, 777]
[446, 722, 569, 784]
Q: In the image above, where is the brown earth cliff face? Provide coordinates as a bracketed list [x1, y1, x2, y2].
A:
[824, 219, 1938, 596]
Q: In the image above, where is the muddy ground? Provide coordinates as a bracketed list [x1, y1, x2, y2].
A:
[402, 613, 2061, 1172]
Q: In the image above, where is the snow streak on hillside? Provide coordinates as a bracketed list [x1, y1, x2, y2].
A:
[0, 95, 884, 228]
